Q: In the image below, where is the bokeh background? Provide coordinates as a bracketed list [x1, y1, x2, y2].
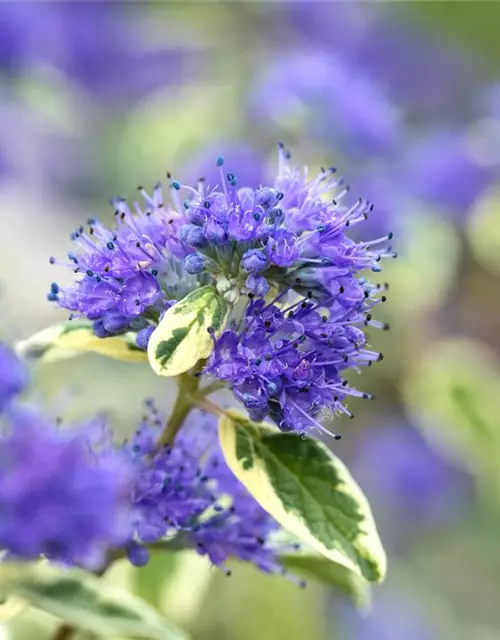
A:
[3, 1, 500, 638]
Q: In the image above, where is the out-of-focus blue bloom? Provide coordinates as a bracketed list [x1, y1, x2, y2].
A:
[352, 423, 469, 529]
[275, 1, 469, 117]
[400, 129, 492, 215]
[251, 51, 400, 157]
[347, 15, 473, 117]
[121, 406, 296, 578]
[0, 2, 185, 103]
[0, 347, 132, 568]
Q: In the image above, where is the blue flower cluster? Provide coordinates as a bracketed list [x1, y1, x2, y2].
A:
[49, 146, 393, 435]
[0, 345, 131, 569]
[121, 404, 298, 578]
[48, 189, 190, 338]
[0, 350, 292, 577]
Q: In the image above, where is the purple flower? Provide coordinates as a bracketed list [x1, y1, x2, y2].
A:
[0, 2, 185, 103]
[0, 405, 131, 569]
[121, 406, 296, 577]
[205, 293, 384, 435]
[346, 11, 472, 117]
[49, 187, 190, 336]
[50, 147, 392, 349]
[51, 147, 391, 437]
[251, 51, 400, 157]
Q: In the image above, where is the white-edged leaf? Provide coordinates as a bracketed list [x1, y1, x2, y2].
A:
[15, 322, 147, 364]
[147, 286, 228, 377]
[218, 410, 386, 583]
[0, 562, 186, 639]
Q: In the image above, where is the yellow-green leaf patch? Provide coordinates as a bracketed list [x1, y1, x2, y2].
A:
[15, 322, 147, 364]
[147, 286, 229, 377]
[218, 410, 386, 583]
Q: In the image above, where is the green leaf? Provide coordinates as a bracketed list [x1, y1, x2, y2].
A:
[147, 286, 228, 377]
[0, 562, 187, 639]
[218, 410, 386, 583]
[279, 553, 370, 609]
[15, 322, 147, 364]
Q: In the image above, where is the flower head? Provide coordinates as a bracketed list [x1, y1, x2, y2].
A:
[121, 405, 296, 578]
[0, 401, 131, 569]
[50, 146, 392, 434]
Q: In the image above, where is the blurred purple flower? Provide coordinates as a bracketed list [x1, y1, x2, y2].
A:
[350, 15, 473, 117]
[399, 129, 492, 215]
[352, 423, 469, 529]
[0, 2, 185, 103]
[251, 50, 400, 157]
[121, 405, 297, 578]
[276, 1, 469, 117]
[0, 404, 131, 569]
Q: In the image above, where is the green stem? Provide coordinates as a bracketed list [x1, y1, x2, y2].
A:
[157, 372, 201, 447]
[157, 373, 226, 447]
